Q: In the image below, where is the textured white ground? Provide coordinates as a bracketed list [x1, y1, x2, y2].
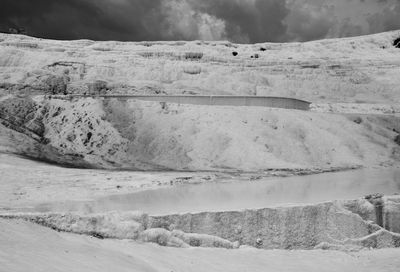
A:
[0, 153, 225, 210]
[2, 146, 400, 272]
[1, 97, 399, 171]
[1, 31, 400, 171]
[1, 218, 400, 272]
[1, 31, 400, 271]
[1, 30, 400, 103]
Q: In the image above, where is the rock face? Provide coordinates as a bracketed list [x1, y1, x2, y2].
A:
[149, 197, 400, 250]
[0, 96, 96, 167]
[150, 202, 365, 249]
[394, 37, 400, 48]
[383, 196, 400, 233]
[3, 196, 400, 250]
[0, 97, 45, 141]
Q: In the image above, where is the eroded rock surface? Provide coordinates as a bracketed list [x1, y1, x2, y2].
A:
[1, 31, 400, 170]
[2, 196, 399, 250]
[1, 95, 399, 171]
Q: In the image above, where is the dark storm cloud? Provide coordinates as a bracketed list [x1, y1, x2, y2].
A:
[190, 0, 289, 43]
[284, 1, 334, 42]
[0, 0, 289, 42]
[0, 0, 164, 41]
[0, 0, 399, 43]
[367, 2, 400, 33]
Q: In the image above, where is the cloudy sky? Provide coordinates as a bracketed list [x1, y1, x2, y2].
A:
[1, 0, 399, 43]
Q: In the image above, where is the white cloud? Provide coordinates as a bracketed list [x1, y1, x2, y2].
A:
[161, 0, 227, 41]
[197, 13, 227, 41]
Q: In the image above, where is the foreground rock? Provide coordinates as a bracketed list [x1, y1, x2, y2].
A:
[2, 195, 399, 250]
[3, 218, 400, 272]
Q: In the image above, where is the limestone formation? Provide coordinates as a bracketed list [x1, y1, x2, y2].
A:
[2, 196, 399, 250]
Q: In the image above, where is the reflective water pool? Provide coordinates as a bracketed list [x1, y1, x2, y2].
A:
[35, 168, 400, 215]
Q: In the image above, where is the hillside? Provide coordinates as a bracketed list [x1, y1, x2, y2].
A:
[1, 96, 399, 171]
[0, 31, 400, 102]
[1, 31, 400, 170]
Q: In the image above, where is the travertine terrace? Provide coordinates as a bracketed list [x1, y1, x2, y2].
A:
[1, 30, 400, 271]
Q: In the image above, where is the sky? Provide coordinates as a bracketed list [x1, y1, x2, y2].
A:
[0, 0, 400, 43]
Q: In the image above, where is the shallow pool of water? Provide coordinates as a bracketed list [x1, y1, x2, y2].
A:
[34, 168, 400, 215]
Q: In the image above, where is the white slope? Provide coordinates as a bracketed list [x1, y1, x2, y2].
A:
[0, 153, 221, 209]
[0, 30, 400, 103]
[1, 31, 400, 271]
[1, 31, 400, 170]
[1, 97, 399, 171]
[1, 218, 400, 272]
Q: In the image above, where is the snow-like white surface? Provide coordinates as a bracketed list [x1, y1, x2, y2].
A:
[1, 31, 400, 170]
[0, 153, 220, 209]
[1, 31, 400, 103]
[1, 218, 400, 272]
[1, 31, 400, 270]
[2, 96, 398, 171]
[41, 98, 400, 170]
